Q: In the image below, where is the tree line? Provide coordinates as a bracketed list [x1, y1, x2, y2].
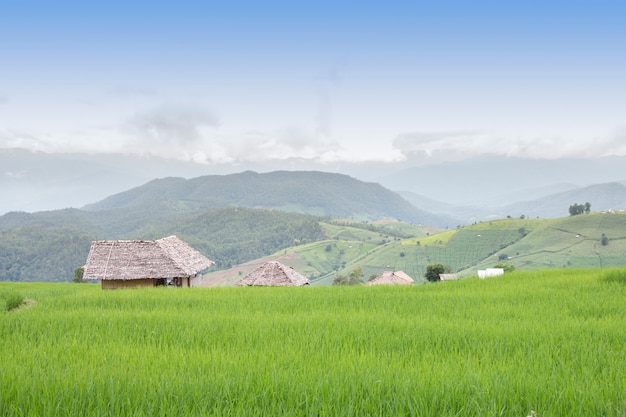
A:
[569, 202, 591, 216]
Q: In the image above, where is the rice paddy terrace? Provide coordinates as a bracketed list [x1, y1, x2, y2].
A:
[205, 212, 626, 286]
[1, 268, 625, 416]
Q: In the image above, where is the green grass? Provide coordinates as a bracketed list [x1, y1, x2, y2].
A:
[2, 269, 626, 416]
[0, 290, 24, 311]
[404, 229, 457, 246]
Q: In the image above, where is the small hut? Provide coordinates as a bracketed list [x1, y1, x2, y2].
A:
[83, 235, 215, 289]
[367, 270, 414, 285]
[235, 261, 310, 287]
[439, 273, 458, 281]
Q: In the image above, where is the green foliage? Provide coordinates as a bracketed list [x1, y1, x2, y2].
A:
[602, 269, 626, 284]
[4, 207, 626, 285]
[493, 263, 515, 273]
[85, 171, 445, 225]
[0, 207, 325, 281]
[72, 266, 85, 283]
[425, 263, 446, 282]
[2, 291, 24, 311]
[569, 202, 591, 216]
[333, 267, 364, 285]
[0, 227, 93, 282]
[169, 208, 326, 269]
[1, 270, 626, 415]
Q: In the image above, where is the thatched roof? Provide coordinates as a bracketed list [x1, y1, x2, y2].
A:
[235, 261, 310, 287]
[367, 270, 414, 285]
[83, 235, 215, 281]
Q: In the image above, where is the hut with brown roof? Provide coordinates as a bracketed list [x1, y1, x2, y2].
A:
[83, 235, 215, 289]
[235, 261, 310, 287]
[367, 270, 414, 286]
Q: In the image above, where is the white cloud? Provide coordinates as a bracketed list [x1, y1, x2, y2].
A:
[0, 129, 48, 150]
[3, 94, 625, 166]
[184, 127, 342, 165]
[603, 126, 626, 156]
[123, 104, 220, 146]
[392, 128, 626, 160]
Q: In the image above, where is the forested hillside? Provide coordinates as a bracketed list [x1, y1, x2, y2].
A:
[0, 207, 326, 281]
[83, 171, 454, 227]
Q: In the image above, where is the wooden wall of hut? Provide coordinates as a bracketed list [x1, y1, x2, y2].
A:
[101, 279, 157, 290]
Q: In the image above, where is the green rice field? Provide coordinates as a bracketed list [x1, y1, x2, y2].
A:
[1, 269, 625, 416]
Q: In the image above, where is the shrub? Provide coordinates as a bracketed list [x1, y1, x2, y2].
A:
[493, 263, 515, 273]
[73, 266, 86, 283]
[601, 234, 609, 246]
[4, 292, 24, 312]
[602, 269, 626, 284]
[333, 267, 364, 285]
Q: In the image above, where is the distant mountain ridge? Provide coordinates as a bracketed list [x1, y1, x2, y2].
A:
[84, 170, 455, 227]
[4, 148, 626, 219]
[502, 182, 626, 219]
[401, 182, 626, 223]
[381, 155, 626, 206]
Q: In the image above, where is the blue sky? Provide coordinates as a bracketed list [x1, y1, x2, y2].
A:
[1, 0, 625, 165]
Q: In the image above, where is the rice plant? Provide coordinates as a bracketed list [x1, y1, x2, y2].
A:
[1, 269, 625, 416]
[1, 290, 24, 312]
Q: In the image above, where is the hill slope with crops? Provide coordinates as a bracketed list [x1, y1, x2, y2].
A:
[204, 213, 626, 285]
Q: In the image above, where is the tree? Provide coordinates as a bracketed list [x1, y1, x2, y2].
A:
[569, 202, 591, 216]
[348, 267, 364, 285]
[333, 267, 364, 285]
[601, 234, 609, 246]
[425, 263, 446, 282]
[72, 266, 85, 283]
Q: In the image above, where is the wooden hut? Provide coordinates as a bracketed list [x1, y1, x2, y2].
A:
[367, 270, 414, 285]
[83, 235, 215, 289]
[235, 261, 310, 287]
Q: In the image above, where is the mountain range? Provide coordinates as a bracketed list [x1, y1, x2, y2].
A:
[3, 148, 626, 222]
[83, 170, 452, 226]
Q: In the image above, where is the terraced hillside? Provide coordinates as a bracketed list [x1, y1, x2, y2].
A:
[203, 213, 626, 286]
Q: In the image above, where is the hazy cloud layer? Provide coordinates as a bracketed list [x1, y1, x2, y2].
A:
[2, 121, 624, 167]
[604, 126, 626, 155]
[392, 129, 625, 161]
[124, 104, 220, 146]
